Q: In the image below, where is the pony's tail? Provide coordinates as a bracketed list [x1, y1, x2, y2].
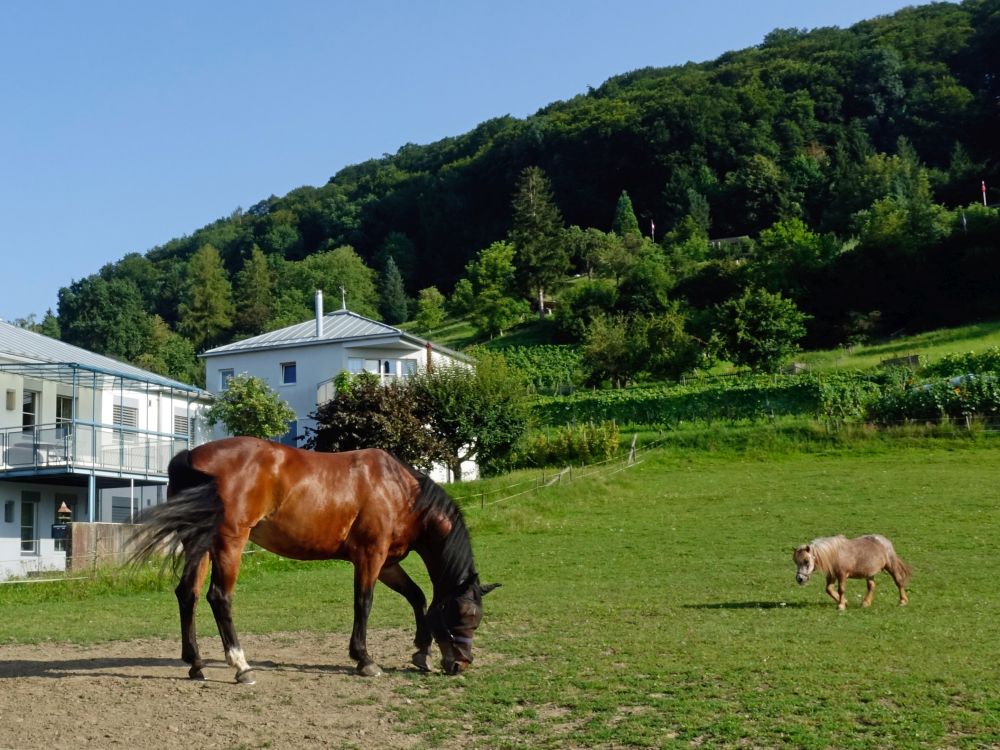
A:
[128, 451, 223, 572]
[890, 554, 912, 587]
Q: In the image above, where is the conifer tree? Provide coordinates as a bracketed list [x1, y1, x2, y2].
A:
[234, 246, 274, 335]
[612, 190, 641, 238]
[509, 166, 568, 318]
[379, 256, 409, 324]
[178, 243, 235, 350]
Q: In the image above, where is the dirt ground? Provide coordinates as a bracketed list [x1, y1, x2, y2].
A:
[0, 629, 472, 750]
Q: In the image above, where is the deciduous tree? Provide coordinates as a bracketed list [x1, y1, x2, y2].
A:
[204, 374, 296, 439]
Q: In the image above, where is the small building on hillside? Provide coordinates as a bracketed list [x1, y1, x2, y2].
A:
[201, 291, 475, 481]
[0, 321, 212, 580]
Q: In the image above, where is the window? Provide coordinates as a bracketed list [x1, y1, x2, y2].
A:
[111, 496, 133, 523]
[22, 390, 38, 430]
[219, 369, 234, 390]
[402, 359, 417, 378]
[113, 403, 138, 428]
[173, 410, 190, 437]
[281, 362, 297, 385]
[3, 500, 13, 524]
[56, 395, 74, 437]
[20, 491, 39, 555]
[347, 357, 364, 374]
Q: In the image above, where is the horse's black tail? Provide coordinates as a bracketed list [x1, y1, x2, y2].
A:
[128, 449, 224, 571]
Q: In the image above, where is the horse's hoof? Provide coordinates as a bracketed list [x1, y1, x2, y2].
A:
[357, 662, 383, 677]
[411, 652, 430, 672]
[235, 669, 256, 685]
[188, 666, 205, 680]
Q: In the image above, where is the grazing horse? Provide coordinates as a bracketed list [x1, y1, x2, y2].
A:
[130, 437, 498, 683]
[792, 534, 911, 610]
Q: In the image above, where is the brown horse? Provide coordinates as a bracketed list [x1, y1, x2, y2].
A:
[792, 534, 911, 610]
[130, 437, 498, 684]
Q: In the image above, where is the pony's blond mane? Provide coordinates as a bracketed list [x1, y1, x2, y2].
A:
[808, 535, 849, 573]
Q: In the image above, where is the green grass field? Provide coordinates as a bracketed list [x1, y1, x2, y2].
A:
[2, 439, 999, 748]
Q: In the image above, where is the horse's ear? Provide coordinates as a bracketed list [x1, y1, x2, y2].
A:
[481, 583, 501, 596]
[804, 545, 811, 553]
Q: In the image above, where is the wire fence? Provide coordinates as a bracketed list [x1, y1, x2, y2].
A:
[1, 415, 993, 586]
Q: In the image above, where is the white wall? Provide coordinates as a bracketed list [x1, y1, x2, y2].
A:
[204, 340, 442, 439]
[0, 481, 84, 581]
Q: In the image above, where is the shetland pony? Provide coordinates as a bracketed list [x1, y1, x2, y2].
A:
[792, 534, 910, 610]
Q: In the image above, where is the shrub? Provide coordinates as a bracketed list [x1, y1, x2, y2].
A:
[513, 421, 621, 468]
[922, 347, 1000, 378]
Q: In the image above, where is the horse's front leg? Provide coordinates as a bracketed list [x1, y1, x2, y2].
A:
[378, 563, 432, 672]
[176, 551, 210, 679]
[824, 574, 840, 606]
[206, 529, 254, 684]
[836, 574, 848, 610]
[350, 550, 388, 677]
[862, 577, 876, 607]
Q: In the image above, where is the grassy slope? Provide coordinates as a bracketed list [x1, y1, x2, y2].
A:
[798, 320, 1000, 373]
[2, 439, 999, 748]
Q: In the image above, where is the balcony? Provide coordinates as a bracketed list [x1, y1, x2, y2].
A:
[0, 422, 188, 479]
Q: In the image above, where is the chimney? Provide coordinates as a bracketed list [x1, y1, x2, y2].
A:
[315, 290, 324, 338]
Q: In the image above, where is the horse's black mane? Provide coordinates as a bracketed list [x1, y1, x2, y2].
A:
[405, 464, 476, 594]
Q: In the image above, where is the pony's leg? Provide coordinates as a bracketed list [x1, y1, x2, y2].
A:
[175, 552, 210, 679]
[889, 568, 909, 606]
[824, 574, 840, 605]
[378, 563, 432, 672]
[205, 529, 254, 684]
[836, 574, 848, 610]
[350, 549, 389, 677]
[862, 577, 876, 607]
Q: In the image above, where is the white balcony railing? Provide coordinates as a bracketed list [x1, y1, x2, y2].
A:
[0, 422, 188, 476]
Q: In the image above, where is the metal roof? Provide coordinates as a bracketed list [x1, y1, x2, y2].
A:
[202, 308, 468, 361]
[0, 321, 208, 395]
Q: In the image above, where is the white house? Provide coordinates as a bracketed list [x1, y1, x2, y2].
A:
[201, 291, 476, 481]
[0, 321, 212, 580]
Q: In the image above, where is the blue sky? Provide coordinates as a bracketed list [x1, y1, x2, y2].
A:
[0, 0, 930, 322]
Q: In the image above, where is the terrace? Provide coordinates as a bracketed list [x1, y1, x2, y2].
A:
[0, 362, 209, 521]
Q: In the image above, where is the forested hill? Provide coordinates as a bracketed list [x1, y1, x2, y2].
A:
[37, 0, 1000, 386]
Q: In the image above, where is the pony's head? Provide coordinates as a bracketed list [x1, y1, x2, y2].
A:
[428, 576, 500, 675]
[792, 544, 816, 584]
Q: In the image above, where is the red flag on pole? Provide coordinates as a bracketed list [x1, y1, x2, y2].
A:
[983, 180, 988, 206]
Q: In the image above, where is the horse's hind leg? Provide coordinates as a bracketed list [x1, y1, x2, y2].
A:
[862, 577, 876, 607]
[176, 551, 210, 679]
[350, 548, 389, 677]
[888, 567, 909, 606]
[378, 563, 432, 672]
[206, 530, 254, 684]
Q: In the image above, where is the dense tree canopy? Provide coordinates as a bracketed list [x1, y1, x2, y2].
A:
[43, 0, 1000, 386]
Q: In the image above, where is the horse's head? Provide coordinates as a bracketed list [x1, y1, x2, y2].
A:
[428, 576, 500, 675]
[792, 544, 815, 584]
